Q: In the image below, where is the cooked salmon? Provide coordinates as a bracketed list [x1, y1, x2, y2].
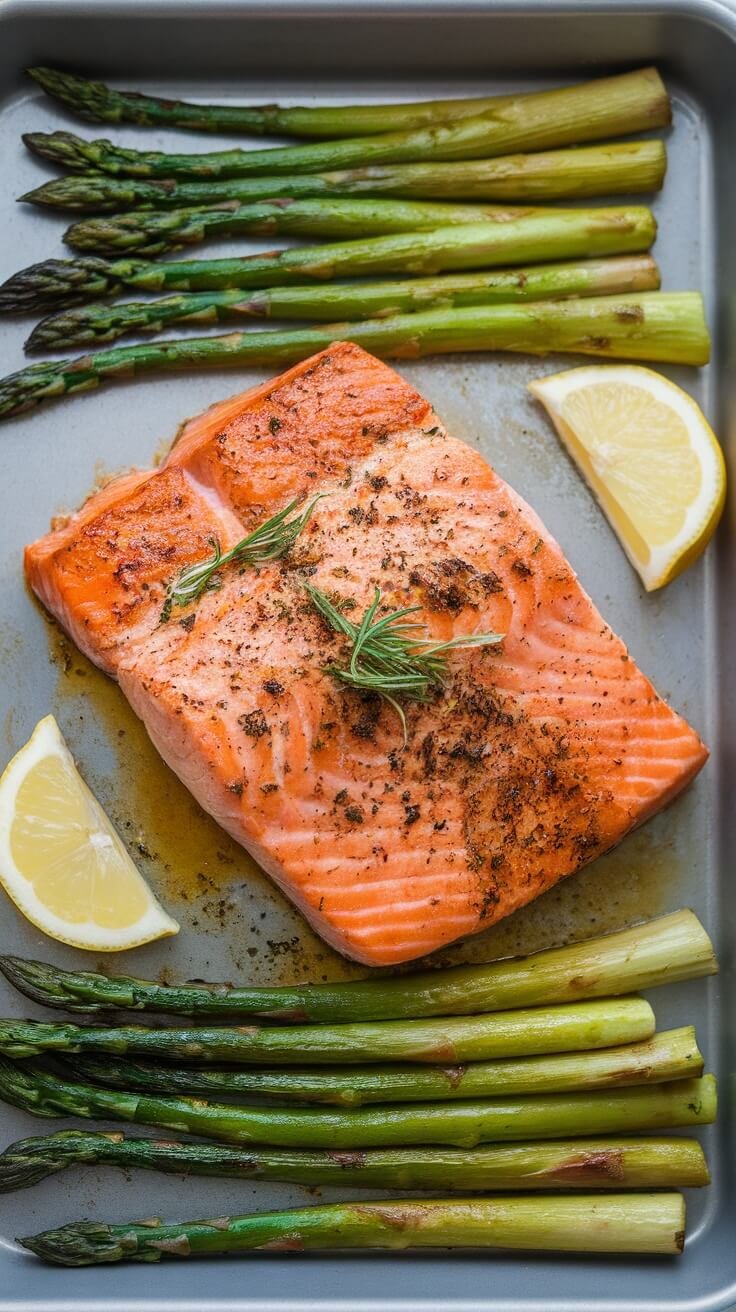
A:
[25, 343, 707, 966]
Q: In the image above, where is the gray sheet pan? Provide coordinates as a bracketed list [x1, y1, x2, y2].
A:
[0, 0, 733, 1308]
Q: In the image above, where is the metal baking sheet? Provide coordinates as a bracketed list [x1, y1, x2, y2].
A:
[0, 0, 733, 1308]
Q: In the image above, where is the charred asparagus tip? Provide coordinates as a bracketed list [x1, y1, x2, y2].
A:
[21, 1221, 129, 1266]
[0, 256, 120, 314]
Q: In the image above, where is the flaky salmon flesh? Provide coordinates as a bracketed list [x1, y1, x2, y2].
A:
[25, 343, 707, 965]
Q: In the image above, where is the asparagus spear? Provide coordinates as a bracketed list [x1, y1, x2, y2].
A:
[22, 71, 671, 177]
[0, 997, 656, 1064]
[27, 67, 670, 140]
[21, 141, 667, 212]
[26, 256, 662, 352]
[0, 1130, 710, 1195]
[0, 294, 711, 422]
[0, 909, 700, 1018]
[0, 1058, 716, 1149]
[0, 223, 664, 316]
[21, 1193, 687, 1265]
[64, 1028, 703, 1103]
[61, 198, 548, 256]
[62, 201, 656, 258]
[1, 910, 708, 1020]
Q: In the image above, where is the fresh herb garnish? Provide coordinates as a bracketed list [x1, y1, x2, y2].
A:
[161, 496, 322, 621]
[306, 584, 503, 742]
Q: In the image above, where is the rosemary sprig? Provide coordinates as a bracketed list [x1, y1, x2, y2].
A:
[306, 584, 503, 740]
[161, 496, 322, 621]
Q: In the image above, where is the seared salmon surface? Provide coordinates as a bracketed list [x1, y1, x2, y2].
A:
[25, 344, 707, 965]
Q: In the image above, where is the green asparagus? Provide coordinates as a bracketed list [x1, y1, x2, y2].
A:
[26, 257, 662, 352]
[0, 222, 664, 315]
[64, 1028, 703, 1103]
[23, 71, 671, 177]
[21, 1193, 687, 1265]
[1, 913, 708, 1023]
[0, 1130, 710, 1194]
[0, 1058, 716, 1149]
[0, 295, 711, 422]
[20, 141, 667, 212]
[0, 997, 656, 1064]
[26, 67, 670, 140]
[0, 913, 708, 1023]
[62, 201, 656, 258]
[1, 910, 707, 1020]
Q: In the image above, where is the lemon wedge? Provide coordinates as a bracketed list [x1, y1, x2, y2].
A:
[0, 715, 178, 950]
[529, 364, 726, 591]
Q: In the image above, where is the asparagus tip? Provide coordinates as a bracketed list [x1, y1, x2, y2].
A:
[22, 130, 103, 173]
[0, 360, 70, 421]
[0, 957, 57, 999]
[20, 1222, 126, 1267]
[0, 255, 120, 315]
[24, 317, 76, 353]
[0, 1143, 66, 1193]
[25, 67, 103, 112]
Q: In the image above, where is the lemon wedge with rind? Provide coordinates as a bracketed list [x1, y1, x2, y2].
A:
[529, 364, 726, 591]
[0, 715, 178, 950]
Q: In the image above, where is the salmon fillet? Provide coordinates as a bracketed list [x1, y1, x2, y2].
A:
[25, 343, 707, 966]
